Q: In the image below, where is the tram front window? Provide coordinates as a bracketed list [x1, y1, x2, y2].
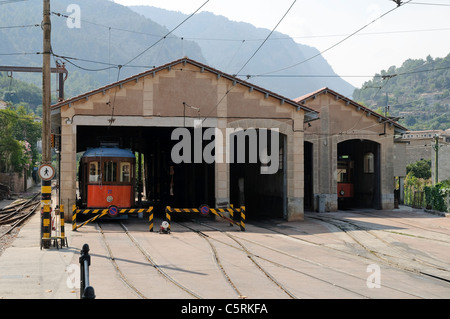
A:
[120, 162, 131, 182]
[89, 162, 99, 182]
[104, 161, 117, 182]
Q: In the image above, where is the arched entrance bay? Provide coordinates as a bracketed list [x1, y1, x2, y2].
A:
[337, 139, 381, 209]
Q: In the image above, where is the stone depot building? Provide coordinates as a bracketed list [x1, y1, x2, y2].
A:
[51, 58, 407, 221]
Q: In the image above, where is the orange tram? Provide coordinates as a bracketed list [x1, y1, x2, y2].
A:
[337, 155, 354, 203]
[78, 144, 136, 217]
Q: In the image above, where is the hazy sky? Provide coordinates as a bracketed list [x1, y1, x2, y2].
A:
[111, 0, 450, 87]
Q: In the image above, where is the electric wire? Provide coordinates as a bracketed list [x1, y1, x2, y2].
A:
[253, 0, 413, 78]
[50, 9, 450, 43]
[0, 0, 27, 4]
[201, 0, 297, 123]
[0, 52, 41, 56]
[0, 23, 39, 29]
[234, 0, 297, 77]
[48, 4, 450, 80]
[409, 1, 450, 6]
[121, 0, 210, 68]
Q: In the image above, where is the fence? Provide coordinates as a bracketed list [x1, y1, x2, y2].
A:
[404, 178, 450, 212]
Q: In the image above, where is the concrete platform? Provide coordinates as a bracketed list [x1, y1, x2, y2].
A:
[0, 209, 79, 299]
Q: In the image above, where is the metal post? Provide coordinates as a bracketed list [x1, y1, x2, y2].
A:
[60, 205, 68, 247]
[79, 244, 95, 299]
[166, 207, 171, 232]
[229, 204, 234, 227]
[72, 205, 78, 231]
[149, 211, 154, 232]
[433, 135, 440, 185]
[240, 206, 246, 232]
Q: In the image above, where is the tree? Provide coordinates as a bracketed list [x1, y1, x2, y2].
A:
[0, 107, 41, 174]
[406, 159, 431, 180]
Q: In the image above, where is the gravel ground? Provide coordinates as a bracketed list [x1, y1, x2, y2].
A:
[0, 225, 22, 257]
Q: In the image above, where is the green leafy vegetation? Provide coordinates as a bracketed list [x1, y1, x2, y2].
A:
[403, 159, 450, 212]
[0, 106, 41, 174]
[424, 180, 450, 213]
[0, 73, 42, 116]
[353, 53, 450, 130]
[406, 159, 431, 180]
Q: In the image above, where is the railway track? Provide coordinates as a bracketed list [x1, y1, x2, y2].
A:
[96, 221, 202, 299]
[176, 218, 376, 299]
[305, 214, 450, 284]
[248, 219, 448, 298]
[348, 210, 450, 242]
[0, 193, 40, 240]
[176, 222, 246, 298]
[88, 213, 450, 299]
[176, 220, 298, 299]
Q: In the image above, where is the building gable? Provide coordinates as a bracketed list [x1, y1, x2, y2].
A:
[295, 87, 406, 136]
[52, 58, 317, 125]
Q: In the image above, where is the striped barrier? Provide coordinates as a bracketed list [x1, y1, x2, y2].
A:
[52, 205, 68, 248]
[72, 206, 154, 231]
[164, 205, 246, 231]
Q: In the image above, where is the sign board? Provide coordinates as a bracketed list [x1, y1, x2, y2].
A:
[38, 164, 55, 181]
[108, 205, 118, 217]
[199, 204, 210, 216]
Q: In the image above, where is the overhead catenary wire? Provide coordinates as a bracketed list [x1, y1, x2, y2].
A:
[106, 0, 210, 127]
[233, 0, 297, 77]
[48, 3, 450, 79]
[409, 1, 450, 6]
[50, 9, 450, 43]
[0, 0, 27, 4]
[200, 0, 297, 123]
[121, 0, 210, 68]
[0, 23, 39, 29]
[43, 0, 446, 134]
[253, 0, 413, 78]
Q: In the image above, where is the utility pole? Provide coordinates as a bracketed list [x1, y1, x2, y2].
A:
[432, 134, 442, 185]
[42, 0, 51, 163]
[41, 0, 52, 249]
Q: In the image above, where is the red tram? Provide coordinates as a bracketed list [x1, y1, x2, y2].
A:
[337, 155, 354, 199]
[78, 145, 135, 209]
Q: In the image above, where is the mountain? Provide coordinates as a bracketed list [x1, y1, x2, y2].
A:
[0, 0, 205, 98]
[353, 54, 450, 130]
[0, 0, 353, 103]
[129, 6, 355, 99]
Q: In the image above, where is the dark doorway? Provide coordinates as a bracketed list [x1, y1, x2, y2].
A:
[230, 129, 286, 220]
[337, 139, 381, 209]
[304, 141, 314, 211]
[76, 126, 215, 213]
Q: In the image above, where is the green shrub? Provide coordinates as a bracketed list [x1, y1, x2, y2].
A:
[424, 179, 450, 212]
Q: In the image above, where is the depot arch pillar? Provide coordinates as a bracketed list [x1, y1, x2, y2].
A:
[59, 116, 77, 221]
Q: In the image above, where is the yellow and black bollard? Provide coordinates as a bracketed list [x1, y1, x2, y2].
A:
[240, 206, 246, 232]
[149, 211, 154, 232]
[59, 205, 68, 247]
[41, 180, 52, 249]
[165, 207, 171, 233]
[72, 205, 77, 231]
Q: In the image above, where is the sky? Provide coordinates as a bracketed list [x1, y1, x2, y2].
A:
[111, 0, 450, 87]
